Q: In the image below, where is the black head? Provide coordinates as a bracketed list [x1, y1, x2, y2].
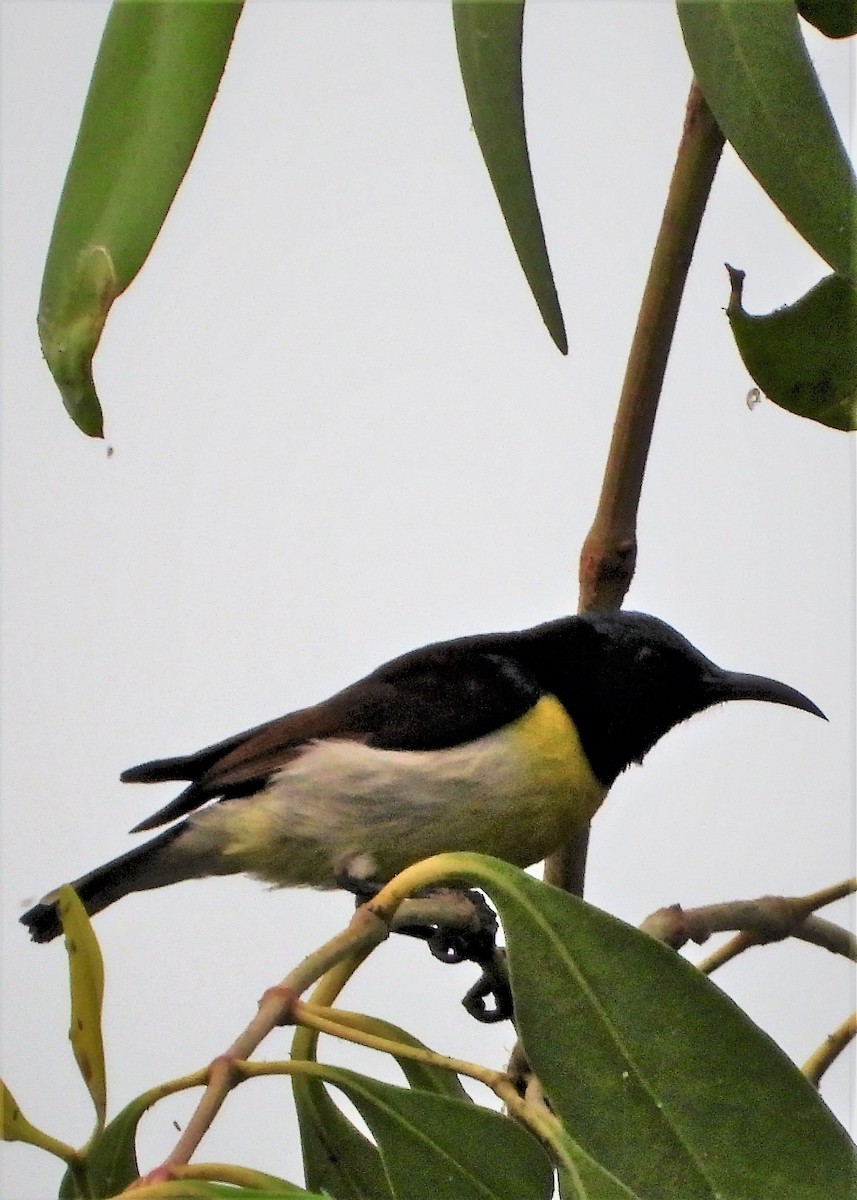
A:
[517, 611, 824, 787]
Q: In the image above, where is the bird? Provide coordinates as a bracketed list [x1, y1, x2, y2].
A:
[21, 611, 824, 943]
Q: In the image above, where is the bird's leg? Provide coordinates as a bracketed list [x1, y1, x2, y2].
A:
[335, 872, 513, 1023]
[335, 870, 384, 903]
[461, 946, 511, 1024]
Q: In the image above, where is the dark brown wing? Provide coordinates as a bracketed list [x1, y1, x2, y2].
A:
[123, 633, 543, 833]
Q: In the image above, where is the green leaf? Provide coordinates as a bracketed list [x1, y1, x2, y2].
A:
[293, 1076, 393, 1200]
[322, 1009, 472, 1101]
[326, 1068, 555, 1200]
[431, 855, 857, 1200]
[38, 1, 243, 436]
[292, 1006, 471, 1197]
[187, 1172, 314, 1197]
[798, 0, 857, 38]
[558, 1166, 637, 1200]
[556, 1130, 639, 1200]
[84, 1186, 323, 1200]
[292, 1025, 394, 1200]
[58, 1090, 148, 1198]
[202, 1188, 326, 1199]
[58, 886, 107, 1132]
[452, 0, 567, 353]
[677, 0, 857, 281]
[726, 267, 857, 430]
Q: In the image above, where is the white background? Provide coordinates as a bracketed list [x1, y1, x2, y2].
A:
[1, 3, 854, 1196]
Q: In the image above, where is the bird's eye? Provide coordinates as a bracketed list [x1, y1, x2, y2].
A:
[635, 647, 655, 666]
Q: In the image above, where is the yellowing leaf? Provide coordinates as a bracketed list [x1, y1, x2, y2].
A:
[1, 1078, 77, 1164]
[1, 1078, 37, 1144]
[58, 885, 107, 1130]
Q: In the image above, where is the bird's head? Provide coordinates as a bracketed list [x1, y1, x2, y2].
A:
[523, 611, 824, 787]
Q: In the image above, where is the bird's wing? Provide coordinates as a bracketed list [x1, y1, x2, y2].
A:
[123, 641, 542, 832]
[353, 646, 543, 750]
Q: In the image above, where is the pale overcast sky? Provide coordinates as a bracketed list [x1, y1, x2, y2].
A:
[1, 3, 854, 1196]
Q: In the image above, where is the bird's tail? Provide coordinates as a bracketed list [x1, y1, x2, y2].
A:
[20, 825, 185, 943]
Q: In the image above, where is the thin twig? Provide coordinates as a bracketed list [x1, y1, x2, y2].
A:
[697, 916, 856, 975]
[295, 1001, 500, 1083]
[150, 874, 490, 1175]
[156, 903, 389, 1172]
[802, 1013, 857, 1087]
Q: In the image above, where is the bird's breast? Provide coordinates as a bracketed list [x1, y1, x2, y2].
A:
[490, 694, 608, 855]
[202, 693, 607, 885]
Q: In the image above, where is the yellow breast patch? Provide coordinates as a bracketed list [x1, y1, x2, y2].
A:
[496, 693, 607, 835]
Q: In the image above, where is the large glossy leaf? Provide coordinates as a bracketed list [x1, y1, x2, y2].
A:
[557, 1148, 639, 1200]
[58, 886, 107, 1132]
[726, 267, 857, 430]
[558, 1170, 636, 1200]
[38, 1, 243, 436]
[292, 1005, 473, 1197]
[554, 1123, 640, 1200]
[325, 1067, 555, 1200]
[677, 0, 857, 281]
[430, 854, 857, 1200]
[453, 0, 567, 353]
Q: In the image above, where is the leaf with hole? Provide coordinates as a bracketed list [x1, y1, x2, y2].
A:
[726, 267, 857, 430]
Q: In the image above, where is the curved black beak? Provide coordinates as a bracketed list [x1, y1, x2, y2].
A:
[706, 670, 826, 720]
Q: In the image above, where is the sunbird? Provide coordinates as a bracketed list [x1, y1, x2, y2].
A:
[21, 611, 823, 943]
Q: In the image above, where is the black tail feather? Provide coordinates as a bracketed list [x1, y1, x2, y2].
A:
[19, 900, 64, 944]
[20, 826, 184, 944]
[129, 782, 206, 833]
[120, 724, 258, 786]
[120, 756, 200, 784]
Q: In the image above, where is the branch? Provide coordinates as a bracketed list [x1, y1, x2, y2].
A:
[545, 80, 724, 898]
[638, 878, 857, 972]
[147, 883, 493, 1176]
[577, 79, 723, 613]
[696, 916, 856, 975]
[154, 902, 389, 1173]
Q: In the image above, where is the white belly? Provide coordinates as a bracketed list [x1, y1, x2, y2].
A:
[181, 695, 607, 887]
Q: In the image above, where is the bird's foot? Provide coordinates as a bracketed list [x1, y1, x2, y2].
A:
[336, 873, 513, 1024]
